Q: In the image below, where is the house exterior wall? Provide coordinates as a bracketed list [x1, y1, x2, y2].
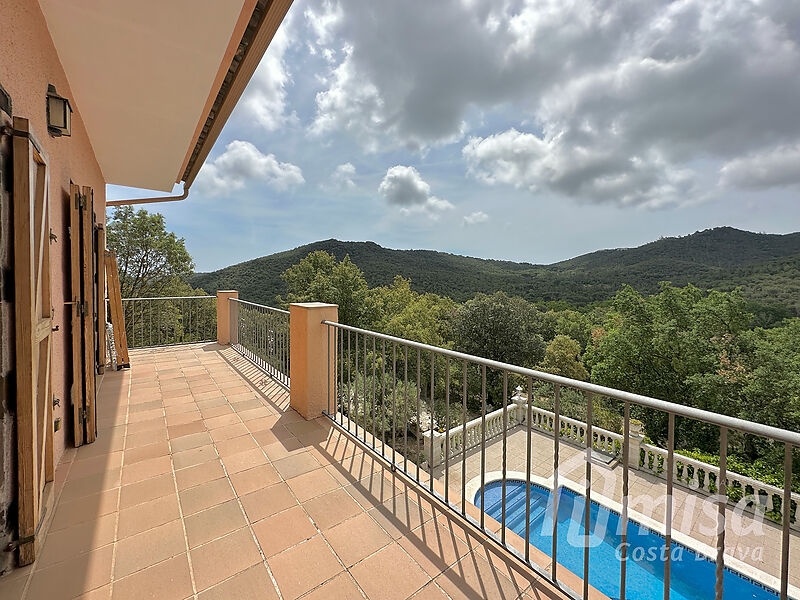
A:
[0, 0, 107, 573]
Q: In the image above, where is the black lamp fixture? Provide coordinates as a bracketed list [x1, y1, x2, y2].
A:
[46, 84, 71, 137]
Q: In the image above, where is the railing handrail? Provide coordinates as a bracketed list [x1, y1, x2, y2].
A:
[231, 297, 290, 315]
[120, 295, 215, 301]
[322, 320, 800, 447]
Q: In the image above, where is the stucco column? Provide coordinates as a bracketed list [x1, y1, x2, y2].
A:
[628, 420, 645, 470]
[289, 302, 338, 420]
[216, 290, 238, 345]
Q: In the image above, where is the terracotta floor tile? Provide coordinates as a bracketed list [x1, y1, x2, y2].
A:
[50, 488, 120, 531]
[350, 543, 430, 600]
[111, 554, 193, 600]
[221, 447, 269, 474]
[117, 493, 181, 539]
[303, 488, 364, 531]
[124, 441, 171, 465]
[324, 512, 392, 567]
[261, 437, 306, 461]
[272, 452, 321, 480]
[268, 535, 344, 600]
[200, 405, 234, 419]
[368, 493, 433, 540]
[167, 421, 206, 439]
[175, 459, 226, 491]
[398, 518, 473, 578]
[170, 431, 213, 453]
[121, 455, 172, 485]
[286, 467, 341, 502]
[179, 477, 235, 516]
[229, 463, 281, 496]
[215, 434, 259, 457]
[240, 482, 297, 522]
[37, 513, 117, 568]
[252, 504, 317, 557]
[68, 452, 123, 479]
[196, 563, 278, 600]
[345, 471, 401, 510]
[190, 527, 262, 592]
[113, 519, 186, 579]
[26, 544, 113, 600]
[172, 444, 218, 470]
[301, 572, 363, 600]
[203, 413, 241, 429]
[184, 499, 247, 548]
[119, 473, 174, 510]
[0, 572, 29, 600]
[209, 422, 250, 442]
[125, 428, 168, 450]
[435, 553, 526, 600]
[409, 582, 452, 600]
[60, 469, 122, 502]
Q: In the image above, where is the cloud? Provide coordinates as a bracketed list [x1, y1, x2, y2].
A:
[325, 162, 357, 191]
[720, 145, 800, 190]
[463, 129, 697, 208]
[240, 15, 297, 131]
[463, 211, 489, 226]
[306, 0, 800, 205]
[195, 140, 304, 196]
[378, 165, 453, 219]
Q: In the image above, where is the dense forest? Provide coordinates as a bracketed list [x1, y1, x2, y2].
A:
[277, 249, 800, 498]
[190, 227, 800, 315]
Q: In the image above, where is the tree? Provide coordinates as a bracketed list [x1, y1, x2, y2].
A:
[280, 251, 373, 326]
[540, 335, 589, 381]
[452, 292, 546, 408]
[106, 206, 194, 297]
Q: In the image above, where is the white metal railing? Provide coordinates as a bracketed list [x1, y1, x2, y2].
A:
[321, 319, 799, 600]
[121, 295, 217, 348]
[230, 298, 289, 387]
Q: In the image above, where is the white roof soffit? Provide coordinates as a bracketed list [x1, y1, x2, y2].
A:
[39, 0, 255, 192]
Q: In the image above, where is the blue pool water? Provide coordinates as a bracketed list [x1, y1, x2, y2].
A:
[476, 480, 780, 600]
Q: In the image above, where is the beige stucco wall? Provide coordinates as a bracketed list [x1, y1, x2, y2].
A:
[0, 0, 107, 465]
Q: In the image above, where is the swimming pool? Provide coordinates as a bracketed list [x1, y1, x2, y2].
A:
[475, 480, 781, 600]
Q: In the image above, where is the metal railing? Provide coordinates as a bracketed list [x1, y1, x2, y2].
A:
[121, 296, 217, 348]
[230, 298, 289, 387]
[322, 320, 799, 600]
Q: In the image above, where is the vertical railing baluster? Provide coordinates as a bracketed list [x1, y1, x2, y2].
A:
[525, 375, 532, 565]
[429, 353, 435, 493]
[444, 357, 450, 504]
[327, 325, 331, 415]
[461, 360, 467, 515]
[347, 331, 352, 434]
[715, 427, 727, 600]
[404, 346, 409, 473]
[584, 392, 593, 600]
[780, 443, 792, 600]
[480, 365, 486, 530]
[664, 412, 675, 600]
[416, 348, 421, 482]
[372, 337, 377, 450]
[381, 340, 386, 452]
[363, 334, 368, 445]
[621, 401, 630, 600]
[552, 383, 560, 581]
[354, 332, 359, 436]
[501, 371, 508, 545]
[339, 328, 344, 426]
[392, 342, 397, 465]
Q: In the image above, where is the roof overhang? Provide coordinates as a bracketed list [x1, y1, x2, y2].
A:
[38, 0, 292, 194]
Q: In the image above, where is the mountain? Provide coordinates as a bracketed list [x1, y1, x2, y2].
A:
[189, 227, 800, 314]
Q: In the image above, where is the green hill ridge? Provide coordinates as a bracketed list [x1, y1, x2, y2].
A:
[190, 227, 800, 314]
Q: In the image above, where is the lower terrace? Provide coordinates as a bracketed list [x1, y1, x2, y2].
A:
[0, 343, 569, 600]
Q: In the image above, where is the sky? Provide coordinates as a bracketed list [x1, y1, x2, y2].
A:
[108, 0, 800, 273]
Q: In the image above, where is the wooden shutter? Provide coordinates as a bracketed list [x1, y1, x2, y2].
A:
[12, 117, 54, 565]
[96, 224, 106, 374]
[69, 184, 98, 446]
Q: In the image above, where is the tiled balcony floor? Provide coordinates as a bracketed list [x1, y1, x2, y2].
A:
[0, 344, 570, 600]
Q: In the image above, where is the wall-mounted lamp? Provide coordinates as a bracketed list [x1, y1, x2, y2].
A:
[46, 84, 71, 137]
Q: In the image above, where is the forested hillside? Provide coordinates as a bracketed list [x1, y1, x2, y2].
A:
[190, 227, 800, 314]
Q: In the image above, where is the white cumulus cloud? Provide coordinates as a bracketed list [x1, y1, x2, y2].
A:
[325, 162, 357, 191]
[195, 140, 304, 196]
[463, 211, 489, 226]
[378, 166, 453, 219]
[720, 145, 800, 190]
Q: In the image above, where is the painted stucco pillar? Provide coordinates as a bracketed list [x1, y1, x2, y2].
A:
[289, 302, 338, 420]
[216, 290, 238, 345]
[628, 420, 645, 470]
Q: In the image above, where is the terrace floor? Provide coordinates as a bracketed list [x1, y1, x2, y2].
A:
[0, 343, 574, 600]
